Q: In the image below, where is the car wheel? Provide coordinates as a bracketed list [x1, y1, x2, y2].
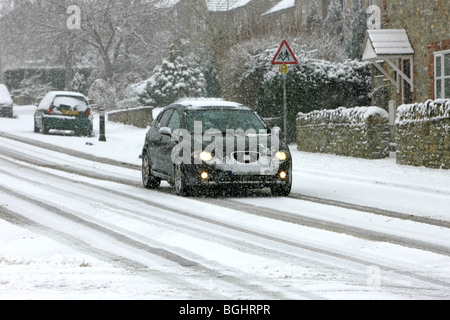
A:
[142, 151, 161, 189]
[270, 169, 292, 197]
[34, 120, 39, 133]
[174, 164, 191, 197]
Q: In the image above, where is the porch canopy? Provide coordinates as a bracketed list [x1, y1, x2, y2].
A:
[362, 29, 415, 94]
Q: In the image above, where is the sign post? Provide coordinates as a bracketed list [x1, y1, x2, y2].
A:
[272, 40, 298, 142]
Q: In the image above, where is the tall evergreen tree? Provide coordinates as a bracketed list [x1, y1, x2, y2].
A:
[347, 2, 370, 60]
[140, 40, 207, 108]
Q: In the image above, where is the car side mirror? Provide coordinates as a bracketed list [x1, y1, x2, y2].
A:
[159, 127, 172, 136]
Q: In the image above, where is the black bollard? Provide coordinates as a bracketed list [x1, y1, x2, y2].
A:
[99, 107, 106, 142]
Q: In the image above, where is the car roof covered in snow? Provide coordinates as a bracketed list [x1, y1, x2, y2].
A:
[173, 98, 250, 111]
[0, 84, 13, 105]
[46, 91, 87, 99]
[38, 91, 88, 109]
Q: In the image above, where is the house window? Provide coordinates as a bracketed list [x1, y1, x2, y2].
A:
[434, 50, 450, 99]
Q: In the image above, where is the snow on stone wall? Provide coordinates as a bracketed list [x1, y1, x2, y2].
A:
[297, 106, 388, 125]
[396, 99, 450, 124]
[395, 99, 450, 169]
[297, 106, 390, 159]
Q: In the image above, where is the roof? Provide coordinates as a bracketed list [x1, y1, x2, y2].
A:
[262, 0, 295, 16]
[206, 0, 252, 12]
[362, 29, 414, 60]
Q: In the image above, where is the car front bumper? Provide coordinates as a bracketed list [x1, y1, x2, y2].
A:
[181, 160, 292, 189]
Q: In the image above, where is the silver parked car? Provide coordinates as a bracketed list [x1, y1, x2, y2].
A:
[0, 84, 14, 118]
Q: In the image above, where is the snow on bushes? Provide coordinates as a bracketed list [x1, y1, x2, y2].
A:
[396, 99, 450, 124]
[137, 41, 207, 108]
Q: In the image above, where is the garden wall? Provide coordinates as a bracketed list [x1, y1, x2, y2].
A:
[396, 99, 450, 169]
[297, 106, 390, 159]
[107, 106, 154, 128]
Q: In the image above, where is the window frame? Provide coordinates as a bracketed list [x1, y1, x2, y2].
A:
[434, 49, 450, 99]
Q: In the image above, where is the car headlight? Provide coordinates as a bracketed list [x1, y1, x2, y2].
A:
[275, 151, 287, 161]
[199, 151, 213, 162]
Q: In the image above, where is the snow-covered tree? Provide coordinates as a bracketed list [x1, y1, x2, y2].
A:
[307, 2, 322, 30]
[323, 0, 344, 39]
[71, 72, 87, 95]
[88, 79, 116, 109]
[346, 5, 370, 60]
[140, 40, 207, 108]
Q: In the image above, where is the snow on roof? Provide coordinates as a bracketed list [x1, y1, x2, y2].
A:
[206, 0, 252, 12]
[363, 29, 414, 60]
[0, 84, 13, 105]
[262, 0, 295, 16]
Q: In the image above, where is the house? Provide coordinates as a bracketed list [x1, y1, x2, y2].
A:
[363, 0, 449, 104]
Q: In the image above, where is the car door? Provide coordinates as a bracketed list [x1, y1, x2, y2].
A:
[147, 108, 173, 175]
[160, 109, 181, 176]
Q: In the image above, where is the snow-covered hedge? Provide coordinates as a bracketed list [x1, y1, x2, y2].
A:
[298, 106, 388, 125]
[396, 99, 450, 124]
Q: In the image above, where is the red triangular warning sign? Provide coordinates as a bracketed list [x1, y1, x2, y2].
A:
[272, 40, 298, 65]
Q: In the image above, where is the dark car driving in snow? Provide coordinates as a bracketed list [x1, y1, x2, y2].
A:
[34, 91, 93, 136]
[141, 99, 292, 197]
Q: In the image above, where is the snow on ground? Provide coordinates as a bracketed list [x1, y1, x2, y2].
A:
[1, 105, 450, 299]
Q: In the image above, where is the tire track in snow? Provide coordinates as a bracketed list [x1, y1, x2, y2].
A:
[0, 160, 319, 299]
[2, 131, 448, 227]
[203, 197, 450, 257]
[1, 155, 449, 296]
[2, 134, 450, 297]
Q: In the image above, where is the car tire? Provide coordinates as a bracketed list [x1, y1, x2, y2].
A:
[174, 164, 192, 197]
[34, 120, 39, 133]
[42, 117, 50, 134]
[142, 151, 161, 189]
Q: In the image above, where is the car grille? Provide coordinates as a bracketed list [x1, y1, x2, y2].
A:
[232, 151, 260, 164]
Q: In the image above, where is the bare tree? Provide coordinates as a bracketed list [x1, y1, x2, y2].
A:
[8, 0, 170, 82]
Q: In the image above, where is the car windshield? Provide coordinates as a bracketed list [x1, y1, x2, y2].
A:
[185, 109, 268, 134]
[53, 96, 88, 111]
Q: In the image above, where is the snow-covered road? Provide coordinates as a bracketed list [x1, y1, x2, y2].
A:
[1, 105, 450, 300]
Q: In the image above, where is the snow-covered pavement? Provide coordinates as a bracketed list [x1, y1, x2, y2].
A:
[1, 105, 449, 300]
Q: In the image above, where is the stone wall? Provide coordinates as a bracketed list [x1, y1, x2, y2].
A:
[297, 106, 390, 159]
[396, 99, 450, 169]
[107, 106, 154, 128]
